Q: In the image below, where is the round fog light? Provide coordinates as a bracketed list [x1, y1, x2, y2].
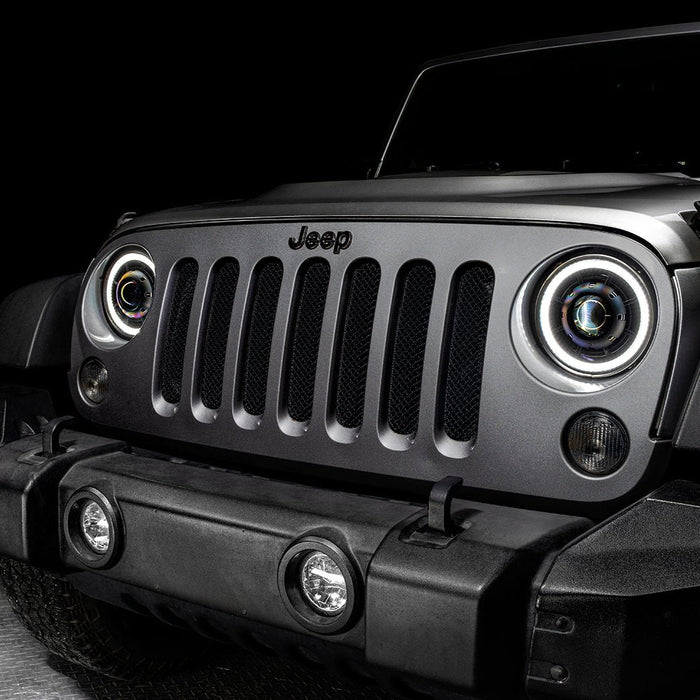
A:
[80, 500, 111, 553]
[300, 551, 347, 615]
[64, 487, 122, 568]
[79, 359, 109, 404]
[565, 410, 629, 476]
[278, 537, 360, 634]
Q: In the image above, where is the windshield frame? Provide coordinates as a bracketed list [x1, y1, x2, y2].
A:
[374, 23, 700, 178]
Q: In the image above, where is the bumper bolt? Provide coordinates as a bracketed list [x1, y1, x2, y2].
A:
[555, 615, 573, 632]
[550, 664, 569, 682]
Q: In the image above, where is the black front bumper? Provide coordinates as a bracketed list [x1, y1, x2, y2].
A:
[0, 427, 698, 699]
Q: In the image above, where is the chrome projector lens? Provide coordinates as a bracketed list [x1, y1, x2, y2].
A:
[535, 254, 655, 376]
[299, 551, 348, 615]
[102, 248, 155, 338]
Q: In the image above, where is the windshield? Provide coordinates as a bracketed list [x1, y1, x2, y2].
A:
[379, 33, 699, 177]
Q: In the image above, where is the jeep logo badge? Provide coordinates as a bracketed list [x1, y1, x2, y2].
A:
[289, 226, 353, 254]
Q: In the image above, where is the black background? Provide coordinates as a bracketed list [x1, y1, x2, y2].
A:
[6, 13, 697, 302]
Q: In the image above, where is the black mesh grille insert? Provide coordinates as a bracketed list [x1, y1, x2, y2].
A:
[159, 259, 199, 404]
[199, 258, 240, 410]
[334, 260, 381, 429]
[385, 261, 436, 436]
[441, 264, 494, 442]
[285, 260, 331, 422]
[239, 258, 283, 416]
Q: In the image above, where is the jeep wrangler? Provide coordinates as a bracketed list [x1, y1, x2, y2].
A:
[0, 23, 698, 700]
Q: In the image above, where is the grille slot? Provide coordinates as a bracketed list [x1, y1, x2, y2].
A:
[199, 258, 240, 410]
[333, 260, 381, 429]
[159, 259, 199, 404]
[238, 258, 283, 416]
[285, 260, 331, 422]
[385, 261, 436, 436]
[440, 264, 495, 443]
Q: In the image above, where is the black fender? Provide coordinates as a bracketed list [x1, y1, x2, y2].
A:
[0, 274, 82, 369]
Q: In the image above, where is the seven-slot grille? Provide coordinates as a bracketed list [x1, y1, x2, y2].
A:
[156, 255, 494, 449]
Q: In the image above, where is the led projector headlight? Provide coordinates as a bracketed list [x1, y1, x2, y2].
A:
[535, 254, 655, 376]
[102, 248, 155, 338]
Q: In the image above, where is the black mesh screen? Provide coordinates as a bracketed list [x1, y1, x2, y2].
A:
[239, 259, 283, 416]
[159, 259, 199, 404]
[199, 259, 240, 410]
[385, 262, 435, 436]
[441, 264, 494, 442]
[334, 260, 381, 429]
[286, 260, 331, 422]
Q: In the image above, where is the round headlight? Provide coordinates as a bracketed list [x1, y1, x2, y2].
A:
[299, 551, 348, 615]
[564, 410, 629, 475]
[535, 254, 654, 376]
[80, 500, 111, 553]
[103, 249, 155, 338]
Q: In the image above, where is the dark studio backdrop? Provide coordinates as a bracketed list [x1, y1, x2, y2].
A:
[5, 13, 697, 304]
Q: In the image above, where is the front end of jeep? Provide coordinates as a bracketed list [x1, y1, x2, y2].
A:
[0, 24, 698, 700]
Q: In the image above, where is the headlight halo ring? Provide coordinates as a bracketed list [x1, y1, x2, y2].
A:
[102, 248, 156, 339]
[535, 253, 655, 377]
